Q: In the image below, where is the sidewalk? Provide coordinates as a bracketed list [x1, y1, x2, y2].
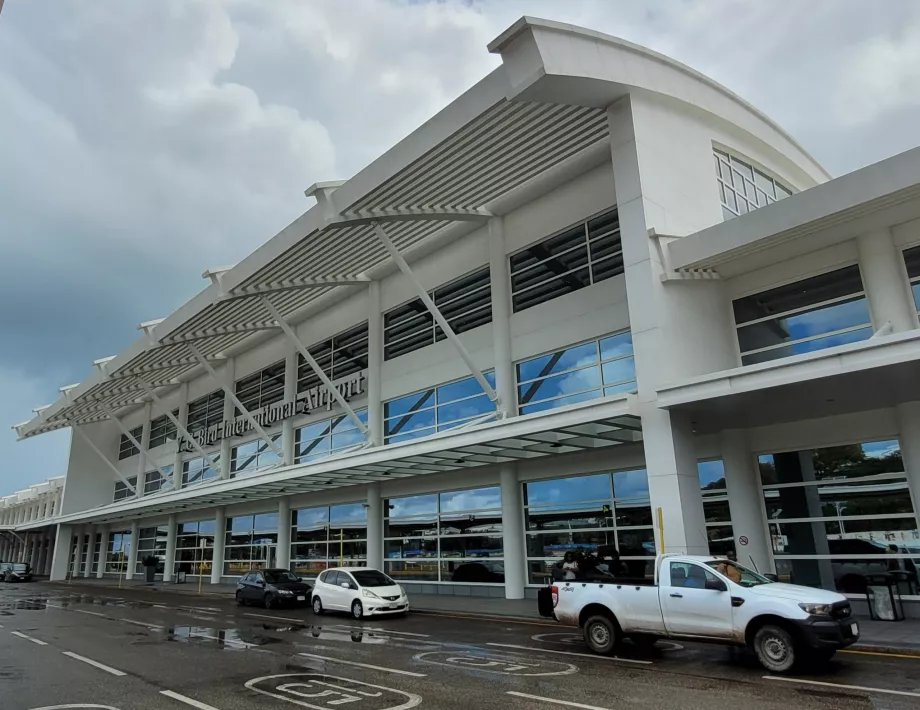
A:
[36, 577, 920, 656]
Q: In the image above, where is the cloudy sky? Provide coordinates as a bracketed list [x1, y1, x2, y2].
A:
[2, 0, 919, 497]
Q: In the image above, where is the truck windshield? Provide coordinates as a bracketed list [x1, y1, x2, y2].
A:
[704, 560, 772, 587]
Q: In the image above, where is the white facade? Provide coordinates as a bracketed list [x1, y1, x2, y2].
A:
[10, 18, 920, 603]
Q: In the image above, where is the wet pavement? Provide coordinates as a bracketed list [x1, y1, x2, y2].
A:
[1, 582, 919, 709]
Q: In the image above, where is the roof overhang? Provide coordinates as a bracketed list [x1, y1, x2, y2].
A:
[46, 396, 641, 527]
[669, 147, 920, 278]
[657, 330, 920, 434]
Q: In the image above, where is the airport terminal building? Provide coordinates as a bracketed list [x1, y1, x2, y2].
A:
[4, 17, 920, 604]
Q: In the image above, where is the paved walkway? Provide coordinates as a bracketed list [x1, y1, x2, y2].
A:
[35, 577, 920, 655]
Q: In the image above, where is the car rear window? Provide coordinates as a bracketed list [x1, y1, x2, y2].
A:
[352, 570, 394, 587]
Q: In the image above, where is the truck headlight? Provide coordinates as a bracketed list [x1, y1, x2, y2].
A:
[799, 603, 833, 616]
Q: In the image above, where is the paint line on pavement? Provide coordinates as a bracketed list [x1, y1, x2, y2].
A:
[763, 676, 920, 698]
[507, 692, 611, 710]
[10, 631, 48, 646]
[244, 612, 307, 624]
[331, 624, 430, 638]
[74, 609, 107, 618]
[62, 651, 127, 676]
[119, 618, 162, 630]
[160, 690, 223, 710]
[841, 648, 920, 660]
[299, 652, 427, 677]
[487, 643, 652, 665]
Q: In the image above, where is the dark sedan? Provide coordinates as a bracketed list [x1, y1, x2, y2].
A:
[1, 563, 33, 582]
[236, 569, 312, 609]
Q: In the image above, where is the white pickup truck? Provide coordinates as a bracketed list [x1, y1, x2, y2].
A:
[540, 554, 859, 672]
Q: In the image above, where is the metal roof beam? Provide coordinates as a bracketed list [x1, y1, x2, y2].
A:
[160, 322, 280, 345]
[221, 275, 372, 302]
[113, 355, 227, 378]
[326, 207, 492, 228]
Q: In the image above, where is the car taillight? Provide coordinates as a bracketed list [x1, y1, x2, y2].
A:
[551, 585, 559, 608]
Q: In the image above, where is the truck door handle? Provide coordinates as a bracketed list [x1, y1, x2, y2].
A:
[670, 593, 683, 598]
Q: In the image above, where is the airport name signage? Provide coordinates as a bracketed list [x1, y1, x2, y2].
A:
[178, 371, 366, 452]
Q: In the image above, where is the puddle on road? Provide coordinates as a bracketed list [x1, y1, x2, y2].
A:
[167, 625, 282, 649]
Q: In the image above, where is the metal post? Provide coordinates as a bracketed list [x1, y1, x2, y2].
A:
[366, 281, 384, 447]
[488, 217, 517, 416]
[187, 344, 284, 460]
[68, 423, 137, 494]
[372, 221, 501, 411]
[99, 402, 173, 488]
[282, 344, 298, 465]
[260, 297, 369, 436]
[137, 402, 153, 496]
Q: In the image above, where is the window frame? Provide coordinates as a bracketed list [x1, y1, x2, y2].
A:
[714, 147, 793, 221]
[298, 322, 370, 392]
[118, 426, 143, 460]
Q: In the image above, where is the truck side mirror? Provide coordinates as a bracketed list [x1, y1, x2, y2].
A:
[705, 579, 727, 592]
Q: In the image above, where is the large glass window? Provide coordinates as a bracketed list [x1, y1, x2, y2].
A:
[295, 409, 368, 464]
[384, 487, 503, 584]
[148, 411, 178, 449]
[118, 426, 143, 460]
[714, 148, 792, 221]
[235, 361, 285, 413]
[384, 373, 496, 444]
[733, 266, 872, 366]
[384, 267, 492, 361]
[144, 466, 174, 496]
[524, 470, 654, 585]
[299, 323, 370, 392]
[699, 460, 734, 557]
[112, 476, 137, 502]
[760, 439, 919, 594]
[516, 332, 635, 415]
[135, 526, 168, 574]
[224, 513, 280, 576]
[511, 209, 622, 313]
[904, 245, 920, 314]
[175, 520, 216, 578]
[182, 454, 220, 488]
[105, 531, 131, 574]
[231, 436, 282, 477]
[186, 390, 225, 436]
[291, 503, 367, 577]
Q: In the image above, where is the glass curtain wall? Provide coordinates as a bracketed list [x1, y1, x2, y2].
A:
[291, 503, 368, 577]
[295, 409, 368, 464]
[105, 531, 131, 574]
[384, 487, 503, 583]
[760, 439, 918, 593]
[182, 454, 220, 488]
[904, 245, 920, 313]
[699, 460, 734, 556]
[231, 436, 282, 477]
[135, 526, 169, 575]
[224, 513, 279, 576]
[174, 520, 217, 577]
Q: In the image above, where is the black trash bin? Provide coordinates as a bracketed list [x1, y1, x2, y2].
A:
[864, 573, 905, 621]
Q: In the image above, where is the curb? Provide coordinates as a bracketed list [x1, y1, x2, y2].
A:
[847, 643, 920, 657]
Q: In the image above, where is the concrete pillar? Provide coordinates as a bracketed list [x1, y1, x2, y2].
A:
[367, 280, 384, 447]
[70, 526, 83, 578]
[897, 402, 920, 528]
[857, 228, 918, 333]
[644, 408, 710, 555]
[42, 533, 54, 576]
[282, 344, 299, 465]
[277, 498, 292, 571]
[83, 525, 96, 578]
[500, 465, 526, 599]
[174, 381, 189, 489]
[126, 522, 139, 581]
[50, 524, 74, 581]
[489, 217, 517, 418]
[721, 430, 773, 574]
[30, 535, 41, 570]
[136, 402, 153, 498]
[220, 359, 236, 479]
[163, 514, 177, 583]
[211, 507, 226, 585]
[366, 483, 383, 571]
[97, 526, 109, 578]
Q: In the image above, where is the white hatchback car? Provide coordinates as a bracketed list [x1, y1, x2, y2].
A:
[311, 567, 409, 619]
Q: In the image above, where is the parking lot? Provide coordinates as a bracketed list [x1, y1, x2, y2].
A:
[2, 583, 920, 710]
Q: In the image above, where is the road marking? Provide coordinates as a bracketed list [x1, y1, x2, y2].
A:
[414, 650, 577, 676]
[415, 611, 556, 627]
[75, 609, 107, 618]
[299, 652, 427, 677]
[841, 648, 920, 660]
[246, 673, 422, 710]
[332, 624, 430, 638]
[506, 691, 610, 710]
[487, 642, 652, 665]
[10, 631, 48, 645]
[244, 612, 307, 624]
[30, 705, 123, 709]
[160, 690, 222, 710]
[763, 676, 920, 698]
[119, 618, 162, 630]
[62, 651, 127, 676]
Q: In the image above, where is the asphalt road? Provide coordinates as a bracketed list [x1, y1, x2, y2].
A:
[1, 582, 919, 710]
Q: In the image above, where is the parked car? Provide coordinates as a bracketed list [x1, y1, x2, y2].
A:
[0, 563, 33, 583]
[542, 554, 858, 673]
[235, 569, 312, 609]
[311, 568, 409, 619]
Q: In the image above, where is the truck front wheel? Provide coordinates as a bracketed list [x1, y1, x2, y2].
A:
[753, 624, 797, 673]
[583, 615, 617, 655]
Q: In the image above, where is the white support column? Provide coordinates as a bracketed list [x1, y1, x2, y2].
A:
[897, 402, 920, 529]
[282, 345, 298, 465]
[367, 281, 384, 446]
[126, 522, 139, 581]
[96, 526, 109, 578]
[366, 483, 383, 571]
[30, 535, 41, 570]
[174, 382, 190, 488]
[219, 358, 236, 479]
[43, 532, 54, 576]
[489, 217, 516, 418]
[211, 507, 226, 585]
[500, 465, 526, 599]
[49, 524, 73, 582]
[857, 228, 918, 333]
[70, 526, 83, 578]
[163, 514, 177, 583]
[277, 498, 292, 571]
[83, 525, 96, 578]
[136, 402, 153, 496]
[721, 430, 773, 574]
